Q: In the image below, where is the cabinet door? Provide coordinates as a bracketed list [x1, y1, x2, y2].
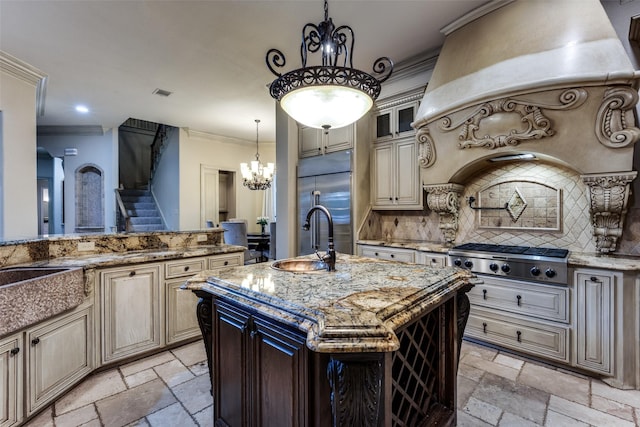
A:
[395, 139, 421, 207]
[299, 126, 322, 158]
[324, 124, 353, 154]
[101, 265, 162, 363]
[371, 142, 394, 207]
[0, 334, 22, 427]
[395, 101, 418, 139]
[213, 300, 251, 427]
[26, 308, 93, 416]
[166, 278, 201, 344]
[252, 316, 307, 427]
[575, 270, 613, 374]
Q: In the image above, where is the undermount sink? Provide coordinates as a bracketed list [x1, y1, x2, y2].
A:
[0, 266, 85, 336]
[271, 259, 329, 273]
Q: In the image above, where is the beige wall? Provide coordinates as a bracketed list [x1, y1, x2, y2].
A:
[178, 129, 275, 234]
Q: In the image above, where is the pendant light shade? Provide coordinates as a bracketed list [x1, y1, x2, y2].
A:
[241, 119, 274, 191]
[266, 0, 393, 130]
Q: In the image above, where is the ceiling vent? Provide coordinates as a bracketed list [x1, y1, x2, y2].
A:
[152, 88, 172, 97]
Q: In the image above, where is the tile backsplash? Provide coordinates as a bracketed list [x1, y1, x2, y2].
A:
[361, 161, 640, 255]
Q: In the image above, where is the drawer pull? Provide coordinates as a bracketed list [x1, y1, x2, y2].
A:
[184, 266, 190, 272]
[374, 252, 379, 256]
[31, 338, 40, 346]
[224, 261, 229, 266]
[516, 331, 522, 342]
[482, 322, 487, 333]
[129, 271, 136, 277]
[390, 254, 395, 258]
[482, 289, 487, 300]
[516, 295, 522, 306]
[590, 276, 600, 282]
[10, 347, 19, 356]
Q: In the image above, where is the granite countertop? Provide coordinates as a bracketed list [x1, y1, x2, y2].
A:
[358, 240, 640, 271]
[183, 253, 478, 354]
[357, 239, 451, 254]
[24, 244, 245, 270]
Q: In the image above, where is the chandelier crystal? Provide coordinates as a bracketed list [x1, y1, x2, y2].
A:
[266, 0, 393, 130]
[241, 119, 274, 191]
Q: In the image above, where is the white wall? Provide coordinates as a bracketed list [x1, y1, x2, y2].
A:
[151, 128, 180, 230]
[38, 129, 118, 233]
[0, 61, 39, 240]
[178, 129, 275, 233]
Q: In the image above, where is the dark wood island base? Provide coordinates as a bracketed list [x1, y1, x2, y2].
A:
[186, 254, 476, 427]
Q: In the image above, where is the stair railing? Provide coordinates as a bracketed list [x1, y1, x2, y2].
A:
[115, 189, 132, 232]
[150, 124, 168, 181]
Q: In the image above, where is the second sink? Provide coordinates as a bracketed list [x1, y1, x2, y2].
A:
[271, 259, 329, 273]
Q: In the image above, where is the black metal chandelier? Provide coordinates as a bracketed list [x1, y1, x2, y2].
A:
[266, 0, 393, 130]
[240, 120, 274, 191]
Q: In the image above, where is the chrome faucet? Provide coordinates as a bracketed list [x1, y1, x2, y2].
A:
[302, 205, 336, 271]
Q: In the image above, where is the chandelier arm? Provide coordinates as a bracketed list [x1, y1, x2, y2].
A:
[373, 57, 394, 83]
[332, 25, 354, 68]
[266, 49, 286, 77]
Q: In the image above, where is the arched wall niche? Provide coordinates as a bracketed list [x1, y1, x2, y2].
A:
[75, 163, 104, 233]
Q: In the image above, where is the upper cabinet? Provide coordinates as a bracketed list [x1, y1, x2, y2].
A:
[370, 88, 425, 210]
[298, 124, 354, 158]
[373, 100, 419, 143]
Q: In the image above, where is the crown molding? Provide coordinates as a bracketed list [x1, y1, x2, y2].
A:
[37, 125, 105, 136]
[184, 128, 275, 146]
[385, 48, 440, 85]
[0, 51, 48, 116]
[441, 0, 515, 35]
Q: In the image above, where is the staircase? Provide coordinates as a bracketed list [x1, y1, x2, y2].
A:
[118, 189, 165, 232]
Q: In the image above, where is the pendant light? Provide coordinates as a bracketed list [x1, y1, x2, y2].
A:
[241, 119, 274, 190]
[266, 0, 393, 130]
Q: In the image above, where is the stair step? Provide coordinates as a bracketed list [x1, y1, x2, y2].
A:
[119, 189, 150, 197]
[121, 195, 154, 203]
[126, 209, 160, 217]
[124, 202, 157, 210]
[130, 224, 166, 232]
[130, 217, 163, 225]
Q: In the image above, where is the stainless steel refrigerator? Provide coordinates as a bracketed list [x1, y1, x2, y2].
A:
[297, 150, 352, 256]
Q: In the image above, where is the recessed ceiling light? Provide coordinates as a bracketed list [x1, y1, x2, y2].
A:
[75, 105, 89, 114]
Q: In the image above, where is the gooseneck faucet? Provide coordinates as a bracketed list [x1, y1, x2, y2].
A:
[302, 205, 336, 271]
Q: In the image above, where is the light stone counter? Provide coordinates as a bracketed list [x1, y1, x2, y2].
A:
[184, 253, 478, 353]
[357, 239, 450, 254]
[568, 252, 640, 271]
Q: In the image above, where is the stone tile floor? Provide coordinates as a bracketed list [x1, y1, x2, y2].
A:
[23, 340, 640, 427]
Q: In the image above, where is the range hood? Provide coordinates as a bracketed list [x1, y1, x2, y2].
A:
[413, 0, 639, 253]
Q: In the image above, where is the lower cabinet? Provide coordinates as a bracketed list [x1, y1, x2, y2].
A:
[357, 244, 415, 263]
[213, 299, 307, 427]
[0, 333, 23, 427]
[165, 253, 243, 344]
[100, 264, 162, 364]
[25, 307, 93, 416]
[574, 268, 614, 375]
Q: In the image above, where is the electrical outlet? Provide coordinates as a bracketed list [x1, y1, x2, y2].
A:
[196, 234, 208, 242]
[77, 241, 95, 251]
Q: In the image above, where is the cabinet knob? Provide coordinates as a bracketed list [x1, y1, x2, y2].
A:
[10, 347, 20, 356]
[390, 254, 395, 258]
[389, 197, 393, 201]
[184, 266, 190, 272]
[590, 276, 600, 282]
[224, 261, 229, 266]
[31, 338, 40, 346]
[395, 197, 398, 201]
[129, 271, 136, 277]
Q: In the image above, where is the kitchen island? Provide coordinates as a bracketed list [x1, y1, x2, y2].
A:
[183, 253, 478, 427]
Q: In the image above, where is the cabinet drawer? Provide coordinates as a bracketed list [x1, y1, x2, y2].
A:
[208, 253, 243, 270]
[466, 307, 569, 363]
[359, 246, 415, 263]
[468, 276, 569, 323]
[416, 252, 447, 268]
[165, 258, 206, 279]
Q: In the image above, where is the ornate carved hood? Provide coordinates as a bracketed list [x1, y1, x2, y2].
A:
[413, 0, 639, 253]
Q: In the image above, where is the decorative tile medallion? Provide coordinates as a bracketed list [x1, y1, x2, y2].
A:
[506, 188, 527, 222]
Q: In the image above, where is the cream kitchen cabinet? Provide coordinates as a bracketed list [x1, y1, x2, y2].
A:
[373, 99, 419, 143]
[371, 138, 422, 209]
[574, 268, 615, 375]
[0, 333, 22, 427]
[25, 307, 93, 416]
[416, 252, 447, 268]
[100, 264, 162, 364]
[357, 244, 415, 263]
[298, 124, 353, 158]
[165, 253, 243, 344]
